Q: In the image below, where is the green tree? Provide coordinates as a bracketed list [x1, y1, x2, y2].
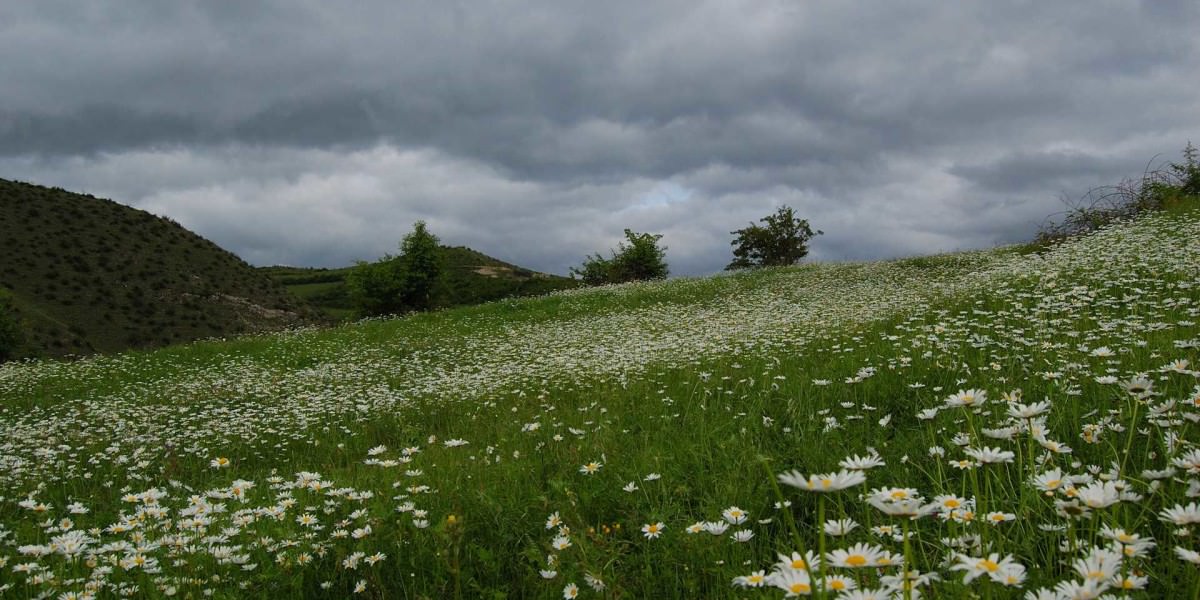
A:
[346, 221, 444, 316]
[396, 221, 443, 311]
[726, 205, 822, 270]
[572, 229, 668, 284]
[0, 289, 24, 362]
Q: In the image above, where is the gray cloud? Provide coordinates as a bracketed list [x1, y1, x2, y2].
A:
[2, 1, 1200, 275]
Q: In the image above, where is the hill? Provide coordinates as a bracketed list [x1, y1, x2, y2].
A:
[0, 178, 323, 358]
[1, 203, 1198, 597]
[261, 246, 581, 320]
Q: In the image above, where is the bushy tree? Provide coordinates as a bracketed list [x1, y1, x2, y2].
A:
[572, 229, 668, 285]
[0, 290, 24, 362]
[346, 221, 444, 316]
[726, 205, 822, 270]
[396, 221, 443, 310]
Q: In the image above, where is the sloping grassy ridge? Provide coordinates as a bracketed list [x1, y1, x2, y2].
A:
[0, 179, 324, 358]
[0, 206, 1198, 598]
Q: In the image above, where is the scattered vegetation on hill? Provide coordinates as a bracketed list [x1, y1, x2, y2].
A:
[346, 221, 446, 316]
[0, 288, 24, 361]
[263, 246, 581, 320]
[1034, 142, 1200, 246]
[0, 179, 323, 359]
[571, 229, 669, 285]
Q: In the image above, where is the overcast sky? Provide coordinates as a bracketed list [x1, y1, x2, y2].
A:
[3, 1, 1199, 276]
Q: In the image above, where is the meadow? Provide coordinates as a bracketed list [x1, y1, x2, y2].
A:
[1, 206, 1198, 598]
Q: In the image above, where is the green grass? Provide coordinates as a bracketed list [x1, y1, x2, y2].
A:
[0, 179, 325, 359]
[1, 205, 1199, 598]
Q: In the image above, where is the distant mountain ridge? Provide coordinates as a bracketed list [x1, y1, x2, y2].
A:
[0, 178, 324, 359]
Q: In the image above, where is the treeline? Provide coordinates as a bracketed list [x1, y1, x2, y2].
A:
[348, 205, 821, 317]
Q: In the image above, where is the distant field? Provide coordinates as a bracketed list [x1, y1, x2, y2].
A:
[2, 205, 1198, 598]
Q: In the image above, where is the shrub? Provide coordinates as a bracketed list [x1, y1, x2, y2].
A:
[726, 205, 822, 270]
[347, 221, 445, 316]
[1035, 143, 1200, 246]
[572, 229, 668, 285]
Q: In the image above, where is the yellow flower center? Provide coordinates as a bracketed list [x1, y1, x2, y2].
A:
[846, 555, 868, 567]
[944, 499, 960, 508]
[890, 490, 908, 499]
[1045, 479, 1061, 489]
[977, 559, 999, 572]
[830, 580, 846, 590]
[791, 559, 807, 570]
[790, 583, 811, 594]
[821, 479, 833, 488]
[1088, 570, 1105, 580]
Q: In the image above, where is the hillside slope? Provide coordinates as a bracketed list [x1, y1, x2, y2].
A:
[0, 178, 323, 358]
[261, 245, 581, 319]
[1, 205, 1198, 597]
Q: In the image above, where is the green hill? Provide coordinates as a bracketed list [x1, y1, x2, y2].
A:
[0, 178, 324, 358]
[261, 246, 581, 320]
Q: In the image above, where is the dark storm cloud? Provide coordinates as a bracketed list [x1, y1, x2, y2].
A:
[2, 1, 1200, 274]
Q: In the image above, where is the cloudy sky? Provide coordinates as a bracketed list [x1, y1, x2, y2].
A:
[3, 1, 1199, 276]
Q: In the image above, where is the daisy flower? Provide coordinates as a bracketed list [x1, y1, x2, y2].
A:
[777, 469, 866, 492]
[722, 506, 748, 524]
[949, 552, 1020, 584]
[766, 568, 812, 597]
[704, 521, 730, 535]
[210, 457, 231, 469]
[823, 518, 859, 536]
[824, 574, 857, 593]
[944, 389, 987, 408]
[732, 570, 766, 588]
[839, 454, 886, 470]
[985, 512, 1016, 525]
[562, 582, 580, 599]
[579, 462, 602, 475]
[775, 550, 821, 573]
[1160, 502, 1200, 525]
[641, 522, 665, 539]
[730, 529, 754, 543]
[826, 543, 886, 568]
[963, 446, 1015, 464]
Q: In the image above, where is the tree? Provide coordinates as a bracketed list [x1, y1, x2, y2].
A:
[572, 229, 668, 284]
[726, 206, 822, 270]
[346, 221, 444, 316]
[0, 289, 24, 362]
[396, 221, 443, 311]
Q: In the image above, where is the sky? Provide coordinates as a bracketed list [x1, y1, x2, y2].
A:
[2, 1, 1199, 276]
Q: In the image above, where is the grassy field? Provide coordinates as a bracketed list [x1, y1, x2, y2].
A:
[1, 206, 1198, 598]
